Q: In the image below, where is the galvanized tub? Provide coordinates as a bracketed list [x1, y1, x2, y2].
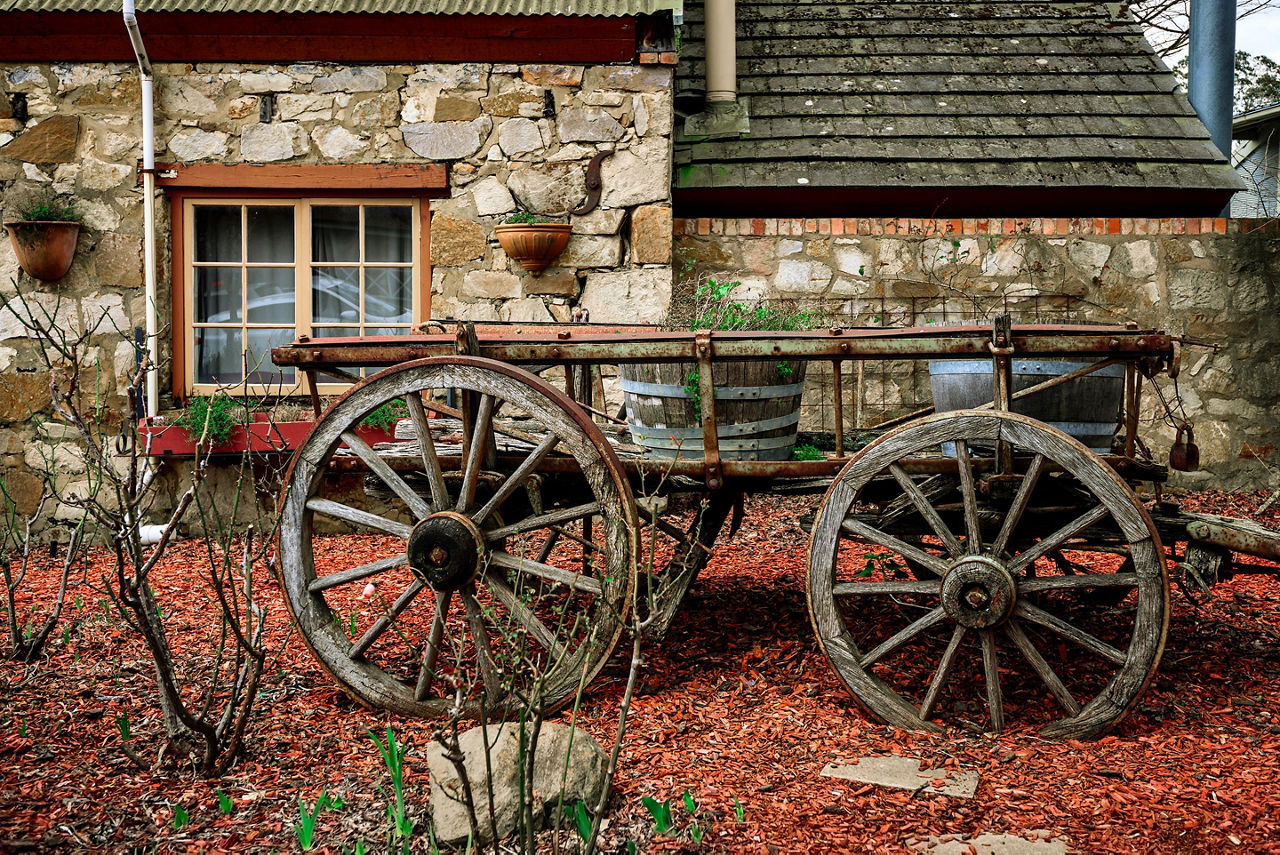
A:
[929, 359, 1125, 453]
[619, 360, 807, 460]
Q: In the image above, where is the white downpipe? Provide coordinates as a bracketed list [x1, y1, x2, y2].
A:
[705, 0, 737, 104]
[124, 0, 165, 545]
[123, 0, 158, 421]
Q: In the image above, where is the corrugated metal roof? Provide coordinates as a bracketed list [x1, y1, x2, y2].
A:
[0, 0, 679, 14]
[674, 0, 1244, 197]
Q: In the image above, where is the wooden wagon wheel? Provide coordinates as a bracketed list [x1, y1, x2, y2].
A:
[278, 356, 637, 718]
[807, 410, 1169, 739]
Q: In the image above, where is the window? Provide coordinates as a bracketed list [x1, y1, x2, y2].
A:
[183, 198, 423, 395]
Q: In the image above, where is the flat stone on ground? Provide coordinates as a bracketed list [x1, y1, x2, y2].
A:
[821, 755, 979, 799]
[918, 832, 1067, 854]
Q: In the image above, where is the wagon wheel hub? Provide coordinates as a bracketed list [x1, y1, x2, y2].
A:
[940, 556, 1016, 629]
[408, 511, 487, 592]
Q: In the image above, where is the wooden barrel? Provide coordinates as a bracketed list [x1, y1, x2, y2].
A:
[619, 360, 807, 461]
[929, 359, 1125, 452]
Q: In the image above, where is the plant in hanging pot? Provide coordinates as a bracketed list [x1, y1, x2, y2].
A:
[4, 195, 82, 281]
[619, 279, 824, 461]
[494, 210, 571, 276]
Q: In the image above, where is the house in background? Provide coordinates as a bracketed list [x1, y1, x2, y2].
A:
[1232, 102, 1280, 217]
[0, 0, 1277, 532]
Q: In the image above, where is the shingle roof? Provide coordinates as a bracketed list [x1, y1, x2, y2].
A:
[0, 0, 678, 13]
[674, 0, 1244, 200]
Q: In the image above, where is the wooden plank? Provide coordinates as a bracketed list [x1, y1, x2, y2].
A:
[155, 163, 448, 192]
[0, 12, 636, 62]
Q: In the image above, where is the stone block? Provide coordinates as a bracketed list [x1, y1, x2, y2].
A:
[238, 71, 293, 93]
[226, 96, 257, 119]
[311, 126, 365, 158]
[521, 65, 584, 87]
[480, 89, 545, 118]
[402, 117, 490, 161]
[428, 722, 607, 847]
[774, 259, 832, 295]
[462, 270, 521, 299]
[876, 239, 916, 277]
[524, 270, 577, 297]
[240, 122, 307, 162]
[77, 158, 133, 191]
[0, 115, 79, 163]
[499, 296, 554, 322]
[469, 176, 516, 218]
[1108, 240, 1157, 279]
[557, 107, 624, 143]
[834, 243, 872, 277]
[277, 94, 334, 121]
[1168, 268, 1226, 313]
[559, 235, 622, 268]
[630, 204, 672, 264]
[430, 216, 487, 267]
[0, 373, 51, 424]
[579, 268, 672, 323]
[508, 161, 587, 215]
[583, 66, 672, 92]
[572, 208, 625, 235]
[497, 117, 544, 156]
[168, 128, 228, 160]
[313, 67, 387, 93]
[600, 142, 669, 208]
[94, 233, 143, 289]
[433, 96, 481, 121]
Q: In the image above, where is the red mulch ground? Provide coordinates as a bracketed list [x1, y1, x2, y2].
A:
[3, 490, 1279, 853]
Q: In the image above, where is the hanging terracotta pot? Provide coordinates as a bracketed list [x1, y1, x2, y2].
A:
[4, 220, 81, 281]
[494, 223, 571, 276]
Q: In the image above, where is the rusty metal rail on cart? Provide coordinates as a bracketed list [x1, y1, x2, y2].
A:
[272, 321, 1176, 488]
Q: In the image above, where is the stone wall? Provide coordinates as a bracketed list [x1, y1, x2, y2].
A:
[674, 216, 1280, 490]
[0, 57, 674, 529]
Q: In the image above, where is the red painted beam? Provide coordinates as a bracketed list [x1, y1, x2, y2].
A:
[0, 12, 636, 63]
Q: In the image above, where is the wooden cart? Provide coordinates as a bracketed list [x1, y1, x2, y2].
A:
[270, 320, 1280, 739]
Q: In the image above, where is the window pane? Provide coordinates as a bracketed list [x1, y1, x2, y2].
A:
[366, 327, 413, 336]
[196, 267, 242, 323]
[246, 206, 294, 263]
[194, 206, 242, 262]
[364, 267, 412, 323]
[365, 206, 412, 263]
[195, 327, 242, 385]
[246, 268, 295, 324]
[312, 205, 359, 262]
[312, 327, 359, 383]
[245, 328, 296, 385]
[312, 267, 360, 324]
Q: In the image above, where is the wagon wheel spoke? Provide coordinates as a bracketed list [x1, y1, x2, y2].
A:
[404, 393, 449, 512]
[1007, 504, 1112, 575]
[980, 629, 1004, 732]
[461, 584, 502, 698]
[414, 590, 453, 702]
[309, 554, 407, 594]
[306, 498, 413, 538]
[482, 570, 568, 662]
[485, 502, 602, 542]
[350, 580, 426, 659]
[341, 429, 433, 520]
[920, 624, 966, 719]
[1003, 620, 1082, 715]
[472, 434, 561, 527]
[954, 440, 983, 553]
[839, 518, 951, 577]
[457, 394, 496, 514]
[832, 579, 937, 596]
[488, 550, 604, 596]
[990, 453, 1045, 558]
[1014, 600, 1126, 665]
[859, 607, 947, 668]
[888, 463, 963, 557]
